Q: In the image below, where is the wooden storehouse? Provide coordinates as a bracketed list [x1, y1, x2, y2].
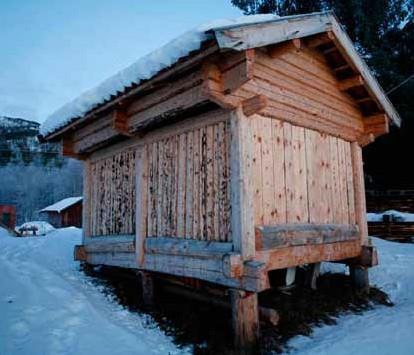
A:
[40, 197, 83, 228]
[40, 12, 400, 350]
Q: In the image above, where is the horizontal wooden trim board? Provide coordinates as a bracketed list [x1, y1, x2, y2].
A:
[255, 223, 359, 250]
[145, 237, 234, 257]
[257, 240, 361, 271]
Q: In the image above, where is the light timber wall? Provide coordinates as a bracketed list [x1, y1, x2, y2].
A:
[242, 48, 365, 141]
[89, 149, 136, 236]
[145, 119, 232, 242]
[252, 116, 356, 226]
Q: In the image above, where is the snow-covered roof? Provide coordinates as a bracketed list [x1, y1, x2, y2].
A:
[40, 197, 83, 213]
[40, 11, 400, 138]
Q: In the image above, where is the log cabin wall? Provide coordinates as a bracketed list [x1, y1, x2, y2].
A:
[251, 116, 356, 226]
[241, 45, 364, 228]
[144, 116, 232, 242]
[88, 149, 136, 236]
[85, 108, 232, 241]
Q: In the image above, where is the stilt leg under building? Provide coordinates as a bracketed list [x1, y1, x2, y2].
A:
[230, 289, 259, 354]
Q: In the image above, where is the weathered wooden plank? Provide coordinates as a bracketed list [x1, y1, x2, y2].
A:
[270, 118, 286, 224]
[257, 240, 361, 270]
[351, 142, 368, 245]
[260, 117, 274, 225]
[185, 130, 194, 238]
[285, 123, 308, 223]
[145, 237, 233, 257]
[176, 133, 187, 237]
[230, 108, 255, 260]
[252, 117, 263, 225]
[82, 161, 91, 241]
[231, 290, 259, 353]
[255, 224, 359, 250]
[344, 141, 356, 224]
[136, 145, 148, 266]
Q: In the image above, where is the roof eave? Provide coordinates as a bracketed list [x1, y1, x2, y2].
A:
[212, 12, 401, 127]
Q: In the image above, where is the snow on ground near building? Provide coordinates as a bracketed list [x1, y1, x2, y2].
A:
[367, 210, 414, 222]
[288, 238, 414, 355]
[1, 226, 413, 355]
[0, 227, 187, 355]
[15, 221, 55, 236]
[40, 196, 83, 213]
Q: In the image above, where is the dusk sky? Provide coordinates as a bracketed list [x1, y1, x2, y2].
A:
[0, 1, 242, 123]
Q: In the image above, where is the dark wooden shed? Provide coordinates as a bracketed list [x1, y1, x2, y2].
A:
[40, 12, 400, 351]
[40, 197, 83, 228]
[0, 204, 16, 229]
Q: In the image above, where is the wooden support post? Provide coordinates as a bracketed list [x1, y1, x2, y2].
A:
[349, 265, 370, 294]
[82, 161, 91, 243]
[230, 290, 259, 354]
[350, 142, 368, 246]
[230, 108, 255, 260]
[135, 146, 148, 266]
[139, 271, 155, 307]
[305, 263, 321, 290]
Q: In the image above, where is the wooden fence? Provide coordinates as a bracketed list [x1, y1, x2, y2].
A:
[368, 221, 414, 243]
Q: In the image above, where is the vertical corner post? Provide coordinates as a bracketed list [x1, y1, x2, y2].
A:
[136, 145, 148, 267]
[230, 107, 255, 260]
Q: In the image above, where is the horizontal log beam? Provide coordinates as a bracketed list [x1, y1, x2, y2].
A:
[364, 113, 389, 137]
[306, 31, 335, 49]
[255, 223, 359, 250]
[242, 95, 268, 117]
[145, 237, 233, 258]
[338, 75, 364, 91]
[112, 108, 132, 136]
[257, 240, 361, 271]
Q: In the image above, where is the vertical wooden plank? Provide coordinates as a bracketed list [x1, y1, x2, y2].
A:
[206, 125, 215, 240]
[260, 117, 275, 225]
[345, 141, 356, 224]
[305, 129, 316, 223]
[271, 119, 287, 224]
[217, 122, 227, 241]
[193, 129, 201, 240]
[320, 133, 331, 223]
[136, 145, 148, 266]
[151, 142, 158, 236]
[286, 124, 308, 223]
[338, 139, 350, 224]
[252, 117, 263, 226]
[199, 127, 207, 240]
[185, 131, 194, 238]
[225, 121, 232, 242]
[177, 133, 187, 238]
[230, 108, 255, 260]
[329, 136, 341, 223]
[156, 140, 164, 237]
[213, 123, 221, 241]
[82, 160, 91, 242]
[351, 142, 368, 245]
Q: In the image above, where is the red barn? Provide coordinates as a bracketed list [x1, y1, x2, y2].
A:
[39, 197, 83, 228]
[0, 205, 16, 229]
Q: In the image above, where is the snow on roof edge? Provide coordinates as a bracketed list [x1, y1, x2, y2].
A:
[39, 13, 295, 137]
[42, 11, 360, 138]
[40, 196, 83, 213]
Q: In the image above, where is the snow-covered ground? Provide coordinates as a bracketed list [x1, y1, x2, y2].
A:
[0, 227, 187, 355]
[289, 238, 414, 355]
[1, 227, 413, 355]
